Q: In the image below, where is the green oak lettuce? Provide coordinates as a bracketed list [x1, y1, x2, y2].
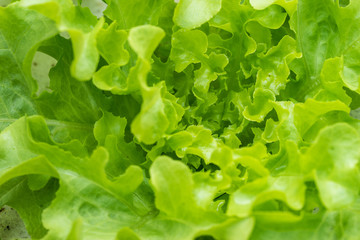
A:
[1, 0, 360, 239]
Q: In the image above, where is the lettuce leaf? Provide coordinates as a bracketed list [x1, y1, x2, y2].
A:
[1, 0, 360, 239]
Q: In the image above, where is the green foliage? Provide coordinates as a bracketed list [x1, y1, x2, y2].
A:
[1, 0, 360, 239]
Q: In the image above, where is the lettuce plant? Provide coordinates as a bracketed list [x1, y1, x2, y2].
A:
[1, 0, 360, 239]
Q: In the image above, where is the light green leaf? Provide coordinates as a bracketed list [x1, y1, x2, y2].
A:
[295, 0, 340, 97]
[301, 123, 360, 209]
[196, 218, 254, 240]
[150, 156, 196, 218]
[170, 29, 228, 97]
[96, 21, 129, 66]
[255, 36, 300, 95]
[116, 227, 141, 240]
[228, 176, 306, 217]
[170, 29, 208, 72]
[335, 1, 360, 93]
[93, 24, 165, 94]
[294, 99, 350, 137]
[174, 0, 222, 29]
[317, 57, 351, 104]
[131, 82, 184, 145]
[103, 0, 173, 29]
[250, 0, 297, 15]
[69, 17, 104, 80]
[127, 25, 185, 144]
[128, 25, 165, 61]
[243, 88, 275, 122]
